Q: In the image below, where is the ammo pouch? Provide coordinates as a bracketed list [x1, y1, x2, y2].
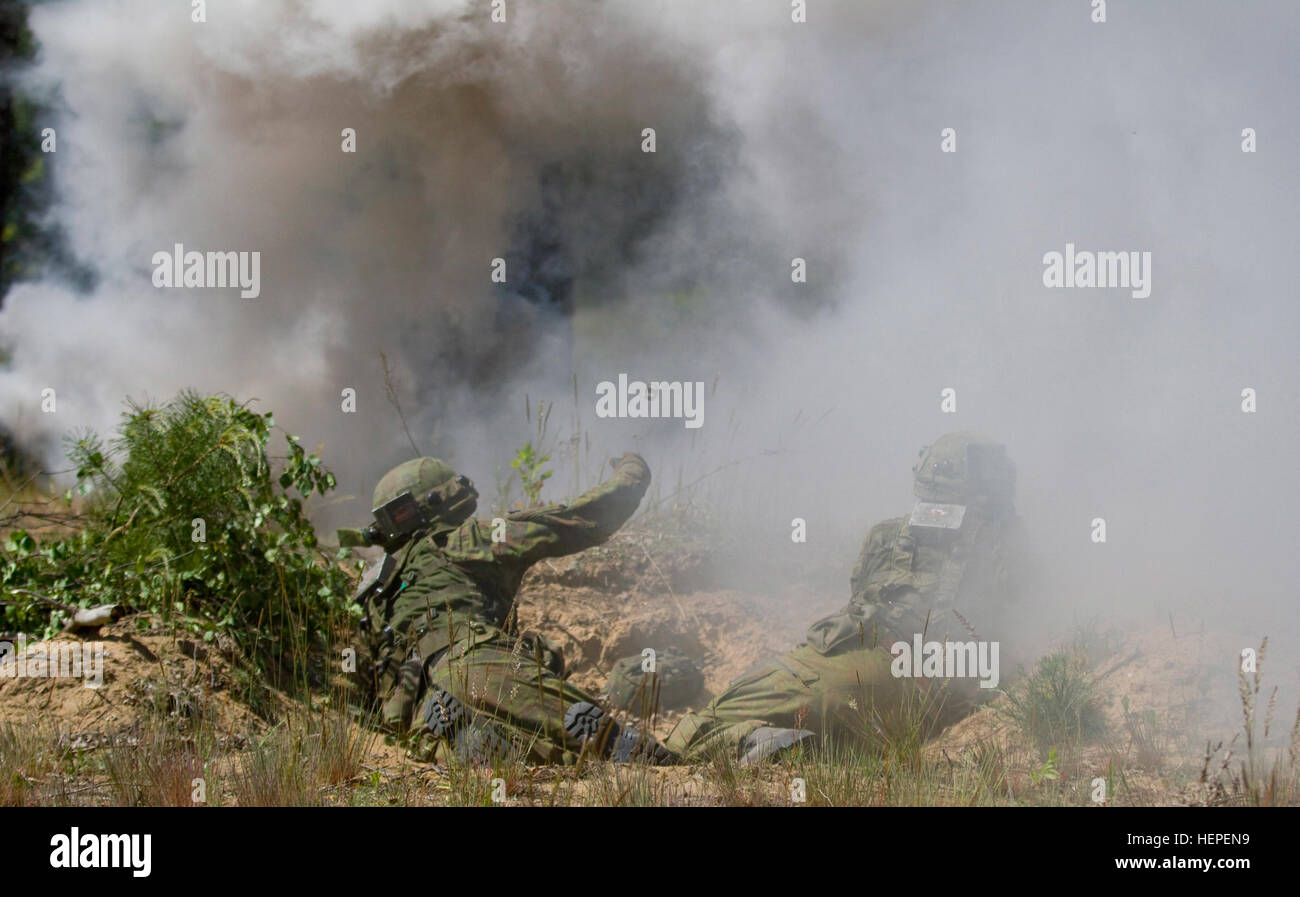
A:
[375, 618, 467, 732]
[805, 602, 880, 656]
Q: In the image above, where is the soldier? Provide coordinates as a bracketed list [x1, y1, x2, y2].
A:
[662, 432, 1029, 763]
[340, 452, 674, 765]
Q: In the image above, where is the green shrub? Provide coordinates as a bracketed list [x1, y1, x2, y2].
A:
[1, 391, 351, 684]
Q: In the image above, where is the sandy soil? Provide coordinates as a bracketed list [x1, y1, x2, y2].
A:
[2, 527, 1295, 806]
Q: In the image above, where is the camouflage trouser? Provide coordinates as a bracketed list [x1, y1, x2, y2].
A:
[404, 625, 599, 765]
[663, 642, 983, 760]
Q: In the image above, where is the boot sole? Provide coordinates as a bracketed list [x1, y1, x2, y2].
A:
[564, 701, 676, 764]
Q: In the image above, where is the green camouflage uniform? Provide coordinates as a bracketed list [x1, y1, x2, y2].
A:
[350, 453, 652, 764]
[664, 433, 1027, 761]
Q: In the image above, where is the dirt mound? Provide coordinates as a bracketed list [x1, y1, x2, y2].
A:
[519, 532, 837, 702]
[523, 586, 811, 696]
[0, 620, 284, 749]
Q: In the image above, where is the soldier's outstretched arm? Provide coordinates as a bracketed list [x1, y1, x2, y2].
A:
[849, 519, 898, 603]
[500, 452, 651, 565]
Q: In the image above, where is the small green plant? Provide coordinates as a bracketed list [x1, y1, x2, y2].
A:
[1001, 648, 1107, 750]
[510, 440, 553, 508]
[1029, 746, 1060, 787]
[1121, 695, 1167, 770]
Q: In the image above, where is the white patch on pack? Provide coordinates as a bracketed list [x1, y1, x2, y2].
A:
[909, 501, 966, 531]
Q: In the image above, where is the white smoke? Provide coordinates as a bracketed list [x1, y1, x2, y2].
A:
[3, 0, 1299, 682]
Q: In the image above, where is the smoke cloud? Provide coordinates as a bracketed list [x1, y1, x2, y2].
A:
[2, 0, 1298, 701]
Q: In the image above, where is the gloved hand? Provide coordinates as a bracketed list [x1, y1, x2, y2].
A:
[610, 451, 651, 485]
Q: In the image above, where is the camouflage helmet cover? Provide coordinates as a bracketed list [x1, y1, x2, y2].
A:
[912, 432, 1015, 510]
[605, 648, 705, 711]
[372, 457, 478, 530]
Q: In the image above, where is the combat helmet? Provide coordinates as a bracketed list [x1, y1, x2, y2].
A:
[912, 432, 1015, 514]
[373, 456, 478, 529]
[339, 457, 479, 550]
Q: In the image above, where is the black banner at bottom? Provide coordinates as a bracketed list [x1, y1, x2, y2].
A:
[7, 807, 1281, 885]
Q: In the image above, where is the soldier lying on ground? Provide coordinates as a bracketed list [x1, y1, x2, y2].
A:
[340, 452, 674, 765]
[633, 432, 1032, 764]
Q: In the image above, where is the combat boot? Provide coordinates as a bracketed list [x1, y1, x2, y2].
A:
[563, 701, 677, 764]
[422, 688, 516, 765]
[739, 726, 816, 765]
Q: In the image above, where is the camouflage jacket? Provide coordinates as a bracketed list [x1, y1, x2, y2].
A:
[357, 454, 650, 729]
[804, 511, 1026, 656]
